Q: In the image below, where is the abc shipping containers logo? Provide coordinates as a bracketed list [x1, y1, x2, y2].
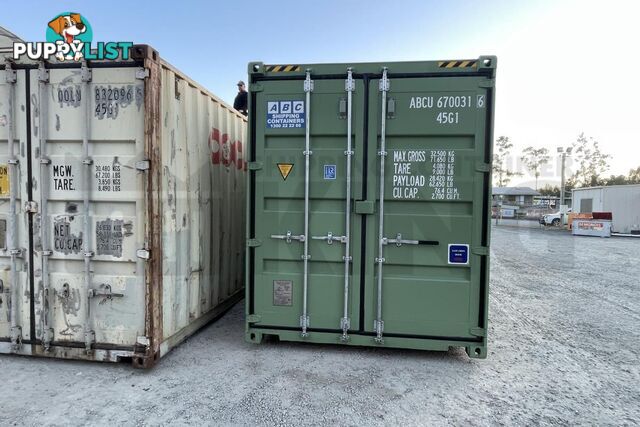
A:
[13, 12, 134, 62]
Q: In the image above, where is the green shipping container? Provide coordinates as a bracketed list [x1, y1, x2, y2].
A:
[245, 57, 496, 358]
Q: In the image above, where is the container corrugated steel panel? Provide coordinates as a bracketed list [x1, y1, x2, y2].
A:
[0, 45, 246, 367]
[246, 58, 496, 358]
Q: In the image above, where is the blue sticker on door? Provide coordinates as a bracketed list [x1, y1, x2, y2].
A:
[323, 165, 336, 180]
[266, 100, 305, 128]
[448, 244, 469, 265]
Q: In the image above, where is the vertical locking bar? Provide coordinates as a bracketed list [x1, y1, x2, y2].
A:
[80, 62, 94, 352]
[300, 70, 313, 337]
[340, 68, 355, 340]
[5, 60, 21, 350]
[37, 62, 54, 350]
[374, 68, 390, 343]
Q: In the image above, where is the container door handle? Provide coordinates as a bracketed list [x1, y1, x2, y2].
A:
[382, 233, 439, 247]
[271, 231, 306, 244]
[311, 232, 347, 245]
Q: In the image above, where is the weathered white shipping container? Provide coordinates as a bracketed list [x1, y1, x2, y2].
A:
[0, 45, 246, 367]
[572, 185, 640, 234]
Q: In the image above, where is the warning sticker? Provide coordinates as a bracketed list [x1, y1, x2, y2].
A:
[0, 165, 9, 197]
[277, 163, 294, 181]
[266, 100, 305, 129]
[448, 244, 469, 265]
[273, 280, 293, 306]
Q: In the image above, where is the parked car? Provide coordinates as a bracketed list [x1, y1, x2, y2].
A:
[540, 209, 572, 226]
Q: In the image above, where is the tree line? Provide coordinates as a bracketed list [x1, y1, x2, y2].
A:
[492, 133, 640, 197]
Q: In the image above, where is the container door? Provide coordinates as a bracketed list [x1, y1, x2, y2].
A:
[30, 63, 147, 352]
[364, 73, 491, 343]
[0, 65, 32, 351]
[251, 72, 365, 336]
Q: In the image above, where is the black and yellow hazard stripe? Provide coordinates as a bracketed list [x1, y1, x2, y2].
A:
[438, 60, 477, 69]
[265, 64, 302, 72]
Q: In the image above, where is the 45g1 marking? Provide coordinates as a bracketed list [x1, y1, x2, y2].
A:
[436, 111, 459, 124]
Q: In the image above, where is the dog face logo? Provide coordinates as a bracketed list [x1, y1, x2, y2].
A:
[48, 14, 86, 44]
[46, 12, 92, 61]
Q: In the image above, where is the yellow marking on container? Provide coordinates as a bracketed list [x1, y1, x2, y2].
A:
[277, 163, 294, 181]
[438, 60, 478, 69]
[266, 65, 302, 72]
[0, 165, 9, 197]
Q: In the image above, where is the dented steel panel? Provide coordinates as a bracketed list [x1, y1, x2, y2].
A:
[0, 46, 246, 366]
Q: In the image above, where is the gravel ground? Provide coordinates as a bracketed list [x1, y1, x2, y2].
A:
[1, 226, 639, 426]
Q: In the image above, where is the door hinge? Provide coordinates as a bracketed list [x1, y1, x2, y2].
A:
[10, 325, 22, 349]
[24, 201, 38, 213]
[472, 246, 489, 256]
[135, 159, 150, 171]
[136, 68, 150, 80]
[248, 161, 263, 171]
[475, 162, 491, 173]
[247, 314, 262, 323]
[470, 327, 486, 337]
[247, 239, 262, 247]
[136, 249, 150, 260]
[136, 336, 150, 347]
[37, 63, 49, 83]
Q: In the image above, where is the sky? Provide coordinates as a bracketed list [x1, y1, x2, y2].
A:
[3, 0, 639, 187]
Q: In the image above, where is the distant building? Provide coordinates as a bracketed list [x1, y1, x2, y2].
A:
[492, 187, 541, 207]
[572, 184, 640, 234]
